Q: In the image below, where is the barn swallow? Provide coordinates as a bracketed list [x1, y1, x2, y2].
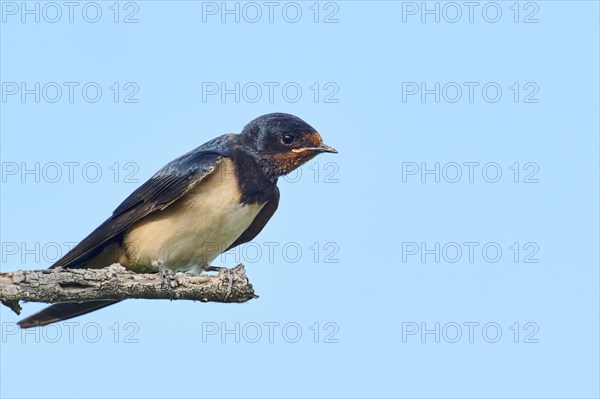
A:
[18, 113, 337, 328]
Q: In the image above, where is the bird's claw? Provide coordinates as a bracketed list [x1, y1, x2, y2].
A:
[206, 265, 235, 300]
[218, 268, 235, 301]
[155, 260, 174, 300]
[225, 271, 234, 300]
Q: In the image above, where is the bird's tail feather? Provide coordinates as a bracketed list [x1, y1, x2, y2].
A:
[17, 301, 120, 329]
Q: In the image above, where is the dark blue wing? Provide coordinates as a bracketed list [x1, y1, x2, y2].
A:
[51, 135, 235, 269]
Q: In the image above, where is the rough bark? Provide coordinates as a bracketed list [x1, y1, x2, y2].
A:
[0, 264, 257, 315]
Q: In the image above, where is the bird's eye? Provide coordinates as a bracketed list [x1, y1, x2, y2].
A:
[282, 134, 295, 145]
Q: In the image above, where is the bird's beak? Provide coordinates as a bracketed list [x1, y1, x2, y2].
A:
[292, 144, 338, 154]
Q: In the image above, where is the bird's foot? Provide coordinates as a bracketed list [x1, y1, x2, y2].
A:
[223, 269, 234, 300]
[204, 265, 234, 300]
[206, 266, 234, 300]
[153, 260, 174, 300]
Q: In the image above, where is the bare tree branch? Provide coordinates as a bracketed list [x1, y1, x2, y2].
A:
[0, 264, 257, 315]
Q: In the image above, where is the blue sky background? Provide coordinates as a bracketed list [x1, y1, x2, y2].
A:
[1, 1, 599, 398]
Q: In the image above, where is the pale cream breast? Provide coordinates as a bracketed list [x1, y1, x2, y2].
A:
[122, 158, 265, 272]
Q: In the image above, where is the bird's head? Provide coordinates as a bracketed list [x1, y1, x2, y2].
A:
[240, 113, 337, 177]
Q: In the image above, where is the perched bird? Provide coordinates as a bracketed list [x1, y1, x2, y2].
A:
[18, 113, 337, 328]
